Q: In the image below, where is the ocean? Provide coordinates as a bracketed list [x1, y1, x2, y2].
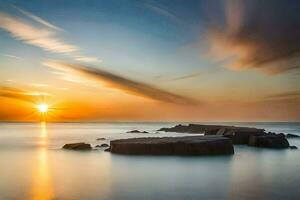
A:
[0, 122, 299, 200]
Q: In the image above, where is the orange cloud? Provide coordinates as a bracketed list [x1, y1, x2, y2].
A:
[0, 86, 48, 103]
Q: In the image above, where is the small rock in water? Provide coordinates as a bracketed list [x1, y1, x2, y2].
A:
[95, 143, 109, 148]
[62, 143, 92, 150]
[100, 143, 109, 147]
[290, 146, 298, 150]
[126, 130, 149, 133]
[96, 138, 106, 140]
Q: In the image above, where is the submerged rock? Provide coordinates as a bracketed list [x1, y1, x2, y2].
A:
[286, 134, 300, 138]
[109, 136, 234, 155]
[248, 133, 289, 149]
[290, 146, 298, 150]
[96, 138, 106, 140]
[126, 130, 149, 133]
[62, 143, 92, 150]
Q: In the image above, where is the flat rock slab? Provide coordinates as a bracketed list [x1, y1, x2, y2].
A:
[109, 136, 234, 155]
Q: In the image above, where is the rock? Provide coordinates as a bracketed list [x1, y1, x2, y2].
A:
[62, 143, 92, 150]
[95, 144, 109, 148]
[158, 124, 215, 133]
[290, 146, 298, 150]
[126, 130, 149, 133]
[286, 134, 300, 138]
[96, 138, 106, 140]
[216, 128, 226, 135]
[248, 133, 290, 149]
[100, 143, 109, 147]
[158, 124, 266, 144]
[109, 136, 234, 155]
[222, 129, 265, 145]
[104, 147, 111, 152]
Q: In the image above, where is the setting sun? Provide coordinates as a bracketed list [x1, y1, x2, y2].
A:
[37, 104, 49, 113]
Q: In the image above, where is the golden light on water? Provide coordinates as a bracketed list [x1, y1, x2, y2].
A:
[30, 122, 53, 200]
[40, 121, 47, 139]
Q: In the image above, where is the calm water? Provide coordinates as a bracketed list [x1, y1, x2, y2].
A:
[0, 122, 300, 200]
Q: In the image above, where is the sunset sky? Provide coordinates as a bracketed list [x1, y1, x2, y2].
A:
[0, 0, 299, 122]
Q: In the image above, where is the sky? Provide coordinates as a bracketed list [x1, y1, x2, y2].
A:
[0, 0, 299, 122]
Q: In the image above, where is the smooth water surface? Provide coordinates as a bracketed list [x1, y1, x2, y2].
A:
[0, 122, 300, 200]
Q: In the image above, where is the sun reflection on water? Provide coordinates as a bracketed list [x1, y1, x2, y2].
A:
[30, 122, 53, 200]
[40, 122, 47, 139]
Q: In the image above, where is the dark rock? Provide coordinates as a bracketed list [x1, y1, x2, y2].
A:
[286, 134, 300, 138]
[248, 133, 290, 149]
[104, 147, 111, 152]
[109, 136, 234, 155]
[126, 130, 149, 133]
[158, 124, 265, 144]
[62, 143, 92, 150]
[290, 146, 298, 150]
[222, 129, 266, 144]
[158, 124, 216, 133]
[100, 143, 109, 147]
[95, 144, 109, 148]
[96, 138, 106, 140]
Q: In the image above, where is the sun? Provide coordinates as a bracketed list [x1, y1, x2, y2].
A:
[37, 103, 49, 113]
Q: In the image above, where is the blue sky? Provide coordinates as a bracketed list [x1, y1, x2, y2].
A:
[0, 0, 299, 121]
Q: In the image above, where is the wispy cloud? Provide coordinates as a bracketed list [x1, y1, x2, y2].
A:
[206, 0, 300, 74]
[0, 6, 100, 62]
[0, 12, 77, 53]
[265, 91, 300, 100]
[146, 4, 180, 23]
[0, 53, 21, 59]
[12, 5, 63, 31]
[144, 2, 196, 30]
[0, 86, 48, 103]
[27, 83, 50, 88]
[172, 71, 201, 81]
[44, 60, 198, 105]
[74, 56, 101, 63]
